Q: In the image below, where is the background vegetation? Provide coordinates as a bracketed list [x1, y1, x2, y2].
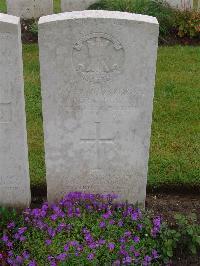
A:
[91, 0, 200, 42]
[0, 0, 199, 190]
[22, 45, 200, 190]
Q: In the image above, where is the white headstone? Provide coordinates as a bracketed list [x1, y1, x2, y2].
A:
[39, 11, 159, 205]
[6, 0, 53, 19]
[165, 0, 193, 9]
[0, 13, 30, 207]
[61, 0, 97, 11]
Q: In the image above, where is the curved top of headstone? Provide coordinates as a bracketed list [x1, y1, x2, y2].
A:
[39, 10, 158, 25]
[0, 13, 19, 25]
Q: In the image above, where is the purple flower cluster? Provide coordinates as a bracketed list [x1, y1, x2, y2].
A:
[0, 192, 163, 265]
[151, 216, 162, 238]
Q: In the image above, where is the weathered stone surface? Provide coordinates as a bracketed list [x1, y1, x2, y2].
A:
[39, 10, 159, 204]
[6, 0, 53, 19]
[61, 0, 97, 11]
[0, 13, 30, 207]
[165, 0, 193, 9]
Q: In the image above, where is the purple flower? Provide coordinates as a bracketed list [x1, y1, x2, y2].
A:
[120, 237, 126, 243]
[56, 253, 67, 261]
[143, 255, 152, 266]
[2, 234, 9, 242]
[99, 221, 106, 228]
[0, 253, 3, 259]
[7, 258, 14, 264]
[57, 223, 66, 232]
[137, 224, 143, 231]
[28, 260, 37, 266]
[152, 249, 159, 259]
[75, 208, 81, 217]
[112, 260, 121, 266]
[25, 217, 30, 222]
[133, 236, 140, 243]
[14, 233, 20, 240]
[16, 255, 23, 264]
[31, 209, 40, 218]
[7, 222, 15, 229]
[22, 251, 30, 260]
[124, 231, 132, 238]
[98, 239, 106, 245]
[7, 241, 13, 248]
[84, 233, 93, 243]
[102, 210, 112, 219]
[50, 214, 58, 221]
[134, 251, 140, 257]
[64, 244, 69, 252]
[18, 227, 27, 235]
[8, 251, 13, 257]
[47, 255, 54, 261]
[130, 245, 135, 252]
[69, 240, 79, 247]
[45, 239, 52, 246]
[119, 245, 128, 256]
[108, 242, 115, 251]
[118, 220, 124, 227]
[131, 212, 138, 221]
[40, 210, 47, 218]
[89, 242, 97, 249]
[109, 219, 115, 225]
[113, 260, 121, 265]
[123, 256, 132, 264]
[19, 236, 26, 242]
[47, 227, 56, 238]
[153, 216, 161, 228]
[51, 204, 59, 212]
[87, 253, 95, 261]
[151, 227, 160, 238]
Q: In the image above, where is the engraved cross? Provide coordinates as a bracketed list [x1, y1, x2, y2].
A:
[81, 122, 114, 170]
[86, 37, 110, 73]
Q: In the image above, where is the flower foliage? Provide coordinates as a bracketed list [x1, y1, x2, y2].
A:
[0, 192, 199, 265]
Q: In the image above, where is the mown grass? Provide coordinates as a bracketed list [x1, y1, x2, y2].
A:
[149, 46, 200, 189]
[0, 0, 6, 13]
[0, 0, 199, 190]
[22, 44, 200, 189]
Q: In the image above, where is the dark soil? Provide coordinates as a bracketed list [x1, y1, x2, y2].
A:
[146, 193, 200, 266]
[21, 19, 38, 43]
[146, 192, 200, 223]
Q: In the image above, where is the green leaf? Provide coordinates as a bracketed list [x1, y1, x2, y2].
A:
[166, 249, 173, 257]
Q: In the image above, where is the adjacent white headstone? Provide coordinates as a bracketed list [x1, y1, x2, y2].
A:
[61, 0, 97, 11]
[0, 13, 30, 207]
[39, 11, 159, 205]
[165, 0, 193, 9]
[6, 0, 53, 19]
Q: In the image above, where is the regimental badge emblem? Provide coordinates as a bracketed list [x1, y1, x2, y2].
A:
[72, 33, 125, 83]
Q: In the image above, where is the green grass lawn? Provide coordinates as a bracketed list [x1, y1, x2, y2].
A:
[0, 0, 199, 190]
[0, 0, 6, 13]
[23, 44, 200, 189]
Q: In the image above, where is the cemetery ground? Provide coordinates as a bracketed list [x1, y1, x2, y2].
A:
[23, 44, 200, 193]
[0, 2, 200, 265]
[3, 44, 197, 265]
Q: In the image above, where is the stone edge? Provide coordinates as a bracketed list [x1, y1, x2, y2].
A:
[0, 12, 20, 25]
[39, 10, 158, 26]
